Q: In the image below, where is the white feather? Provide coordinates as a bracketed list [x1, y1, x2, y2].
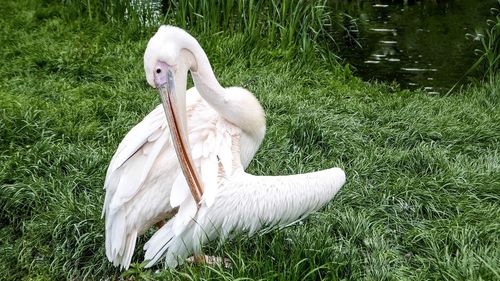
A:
[217, 132, 233, 176]
[200, 154, 218, 207]
[173, 196, 197, 235]
[170, 172, 190, 208]
[191, 143, 203, 159]
[144, 220, 175, 266]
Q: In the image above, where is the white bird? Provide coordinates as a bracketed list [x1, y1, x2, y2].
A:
[102, 30, 266, 268]
[138, 26, 347, 269]
[103, 26, 345, 268]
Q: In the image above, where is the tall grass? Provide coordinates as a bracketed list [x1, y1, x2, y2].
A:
[465, 1, 500, 86]
[61, 0, 339, 54]
[61, 0, 131, 21]
[164, 0, 334, 51]
[475, 2, 500, 85]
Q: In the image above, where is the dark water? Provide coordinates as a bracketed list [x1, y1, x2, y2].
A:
[332, 0, 498, 93]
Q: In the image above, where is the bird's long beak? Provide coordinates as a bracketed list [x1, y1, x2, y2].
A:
[157, 70, 203, 206]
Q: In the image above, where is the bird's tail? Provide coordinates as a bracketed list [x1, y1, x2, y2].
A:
[143, 216, 199, 268]
[105, 209, 138, 270]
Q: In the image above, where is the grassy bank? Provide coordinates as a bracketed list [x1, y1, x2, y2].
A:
[1, 0, 499, 280]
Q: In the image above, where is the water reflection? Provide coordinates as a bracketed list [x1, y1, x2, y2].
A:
[332, 0, 499, 93]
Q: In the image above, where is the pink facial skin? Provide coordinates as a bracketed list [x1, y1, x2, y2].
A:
[153, 61, 171, 88]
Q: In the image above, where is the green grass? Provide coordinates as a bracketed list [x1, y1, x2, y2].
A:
[1, 0, 499, 280]
[470, 1, 500, 85]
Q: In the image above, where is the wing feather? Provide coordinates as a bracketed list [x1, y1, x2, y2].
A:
[170, 172, 190, 208]
[172, 196, 197, 235]
[200, 154, 218, 207]
[108, 105, 165, 174]
[144, 168, 346, 268]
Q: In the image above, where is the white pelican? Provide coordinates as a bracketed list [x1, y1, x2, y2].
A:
[103, 25, 346, 270]
[103, 27, 266, 269]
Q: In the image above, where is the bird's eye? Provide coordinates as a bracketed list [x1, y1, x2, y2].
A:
[156, 68, 161, 74]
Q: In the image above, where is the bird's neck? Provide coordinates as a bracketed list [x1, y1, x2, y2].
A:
[184, 35, 264, 143]
[185, 40, 227, 112]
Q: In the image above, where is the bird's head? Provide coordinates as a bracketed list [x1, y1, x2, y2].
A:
[144, 25, 198, 89]
[144, 25, 200, 138]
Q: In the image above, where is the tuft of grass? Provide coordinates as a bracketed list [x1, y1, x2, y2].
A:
[1, 0, 499, 280]
[463, 0, 500, 88]
[475, 1, 500, 85]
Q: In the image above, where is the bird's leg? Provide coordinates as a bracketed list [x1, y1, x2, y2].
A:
[155, 208, 178, 229]
[193, 254, 206, 264]
[155, 221, 165, 229]
[187, 254, 232, 268]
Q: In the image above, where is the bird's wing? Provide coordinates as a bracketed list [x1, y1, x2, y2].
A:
[103, 102, 172, 268]
[103, 104, 168, 214]
[103, 88, 241, 268]
[143, 135, 346, 268]
[103, 88, 215, 216]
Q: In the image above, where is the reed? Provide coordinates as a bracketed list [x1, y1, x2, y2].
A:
[60, 0, 338, 54]
[465, 1, 500, 86]
[477, 3, 500, 85]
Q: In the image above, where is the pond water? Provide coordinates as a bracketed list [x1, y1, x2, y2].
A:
[331, 0, 499, 93]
